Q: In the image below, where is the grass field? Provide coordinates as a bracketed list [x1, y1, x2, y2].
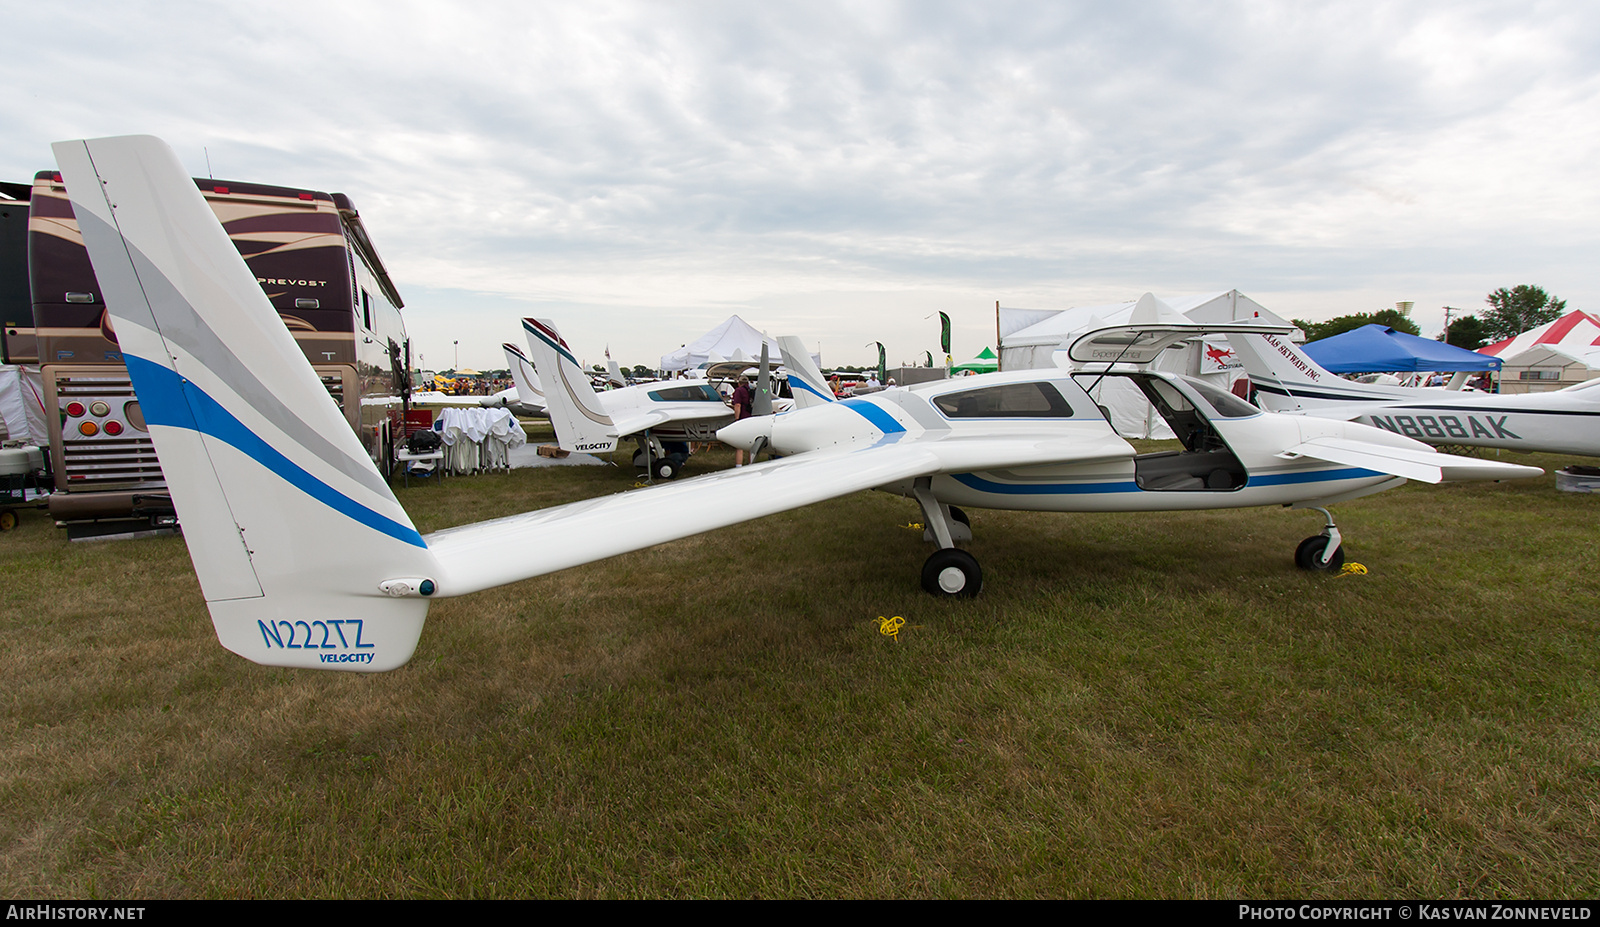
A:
[2, 438, 1596, 898]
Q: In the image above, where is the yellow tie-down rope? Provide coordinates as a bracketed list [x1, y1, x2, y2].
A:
[1337, 562, 1368, 577]
[875, 616, 907, 642]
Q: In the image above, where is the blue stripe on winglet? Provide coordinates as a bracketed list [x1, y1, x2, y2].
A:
[790, 376, 835, 402]
[125, 354, 427, 548]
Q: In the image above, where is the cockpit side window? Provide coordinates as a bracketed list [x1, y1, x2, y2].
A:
[648, 385, 720, 403]
[933, 382, 1075, 418]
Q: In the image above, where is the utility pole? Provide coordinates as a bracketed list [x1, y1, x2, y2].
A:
[1442, 306, 1464, 345]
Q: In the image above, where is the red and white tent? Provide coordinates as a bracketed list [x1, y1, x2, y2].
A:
[1479, 310, 1600, 362]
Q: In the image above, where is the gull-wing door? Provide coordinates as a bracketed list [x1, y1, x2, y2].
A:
[1069, 323, 1294, 366]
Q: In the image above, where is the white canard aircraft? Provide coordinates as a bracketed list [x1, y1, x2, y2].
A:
[524, 316, 787, 478]
[1228, 329, 1600, 457]
[59, 135, 1542, 672]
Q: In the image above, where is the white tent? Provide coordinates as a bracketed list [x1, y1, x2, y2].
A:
[0, 365, 47, 445]
[1478, 311, 1600, 393]
[997, 290, 1296, 438]
[659, 316, 787, 372]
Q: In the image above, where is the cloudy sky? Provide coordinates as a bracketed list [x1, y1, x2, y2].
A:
[4, 1, 1597, 369]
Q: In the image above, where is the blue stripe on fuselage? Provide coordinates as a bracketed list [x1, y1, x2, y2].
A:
[1246, 467, 1385, 485]
[953, 465, 1383, 495]
[839, 398, 905, 434]
[952, 473, 1140, 494]
[125, 354, 427, 548]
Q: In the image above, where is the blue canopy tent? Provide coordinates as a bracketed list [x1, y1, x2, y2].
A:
[1301, 324, 1502, 373]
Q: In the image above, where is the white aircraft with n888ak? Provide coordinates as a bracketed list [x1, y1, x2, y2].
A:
[1227, 329, 1600, 457]
[58, 134, 1542, 673]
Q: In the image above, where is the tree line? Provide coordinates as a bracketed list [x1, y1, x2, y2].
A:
[1292, 285, 1566, 349]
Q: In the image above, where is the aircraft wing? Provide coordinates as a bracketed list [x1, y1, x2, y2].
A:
[409, 390, 495, 407]
[425, 430, 1133, 596]
[606, 406, 731, 438]
[1279, 437, 1542, 484]
[426, 441, 938, 594]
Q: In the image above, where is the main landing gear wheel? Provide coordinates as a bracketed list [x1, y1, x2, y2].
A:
[652, 454, 688, 480]
[1295, 536, 1345, 572]
[921, 548, 983, 597]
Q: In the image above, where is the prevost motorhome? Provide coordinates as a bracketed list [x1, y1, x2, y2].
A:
[10, 169, 409, 538]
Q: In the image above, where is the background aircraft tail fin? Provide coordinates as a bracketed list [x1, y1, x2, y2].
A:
[522, 318, 621, 454]
[54, 135, 436, 671]
[1226, 331, 1346, 411]
[502, 342, 547, 412]
[777, 335, 835, 408]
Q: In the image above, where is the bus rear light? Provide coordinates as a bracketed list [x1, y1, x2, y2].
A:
[78, 421, 99, 437]
[104, 421, 124, 436]
[65, 401, 85, 417]
[89, 400, 110, 417]
[298, 192, 314, 200]
[213, 186, 229, 194]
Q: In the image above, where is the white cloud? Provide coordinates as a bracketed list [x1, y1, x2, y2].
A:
[3, 0, 1596, 366]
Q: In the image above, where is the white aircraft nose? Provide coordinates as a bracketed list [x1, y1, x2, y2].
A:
[717, 415, 772, 451]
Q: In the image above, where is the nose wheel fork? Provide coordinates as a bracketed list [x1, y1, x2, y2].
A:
[1295, 506, 1345, 571]
[913, 478, 983, 597]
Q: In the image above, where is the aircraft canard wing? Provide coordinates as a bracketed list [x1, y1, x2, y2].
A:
[1279, 437, 1543, 485]
[1069, 323, 1293, 365]
[605, 406, 732, 439]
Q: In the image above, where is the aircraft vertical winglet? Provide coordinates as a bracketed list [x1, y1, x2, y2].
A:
[54, 135, 438, 672]
[502, 341, 547, 412]
[522, 317, 621, 454]
[777, 335, 835, 408]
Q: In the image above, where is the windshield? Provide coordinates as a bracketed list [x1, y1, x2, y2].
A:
[1181, 378, 1262, 418]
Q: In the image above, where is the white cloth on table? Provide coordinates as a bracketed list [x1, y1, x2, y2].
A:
[436, 407, 527, 474]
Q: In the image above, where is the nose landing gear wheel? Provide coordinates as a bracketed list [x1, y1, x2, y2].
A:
[921, 548, 983, 597]
[1295, 536, 1345, 571]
